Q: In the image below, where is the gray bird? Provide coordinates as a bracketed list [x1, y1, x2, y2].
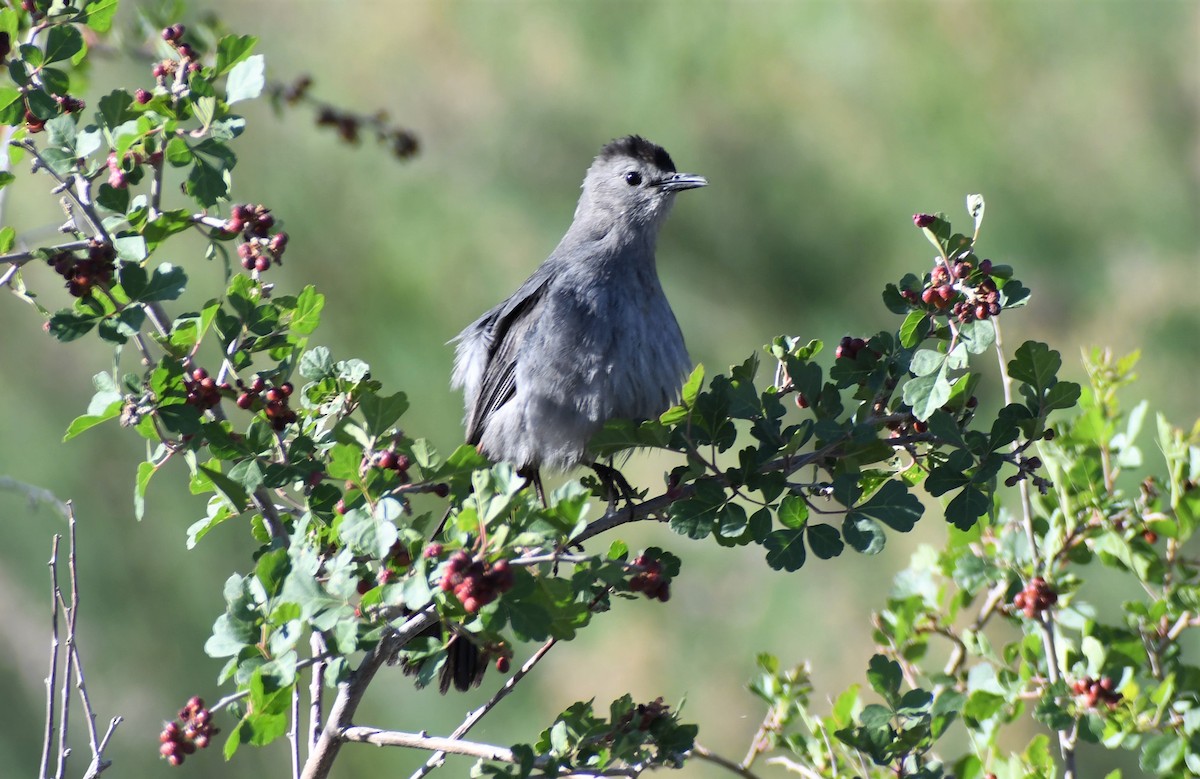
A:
[452, 135, 706, 498]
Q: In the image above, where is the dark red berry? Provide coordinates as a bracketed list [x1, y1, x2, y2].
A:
[496, 656, 510, 673]
[135, 88, 151, 104]
[913, 213, 937, 228]
[432, 483, 450, 498]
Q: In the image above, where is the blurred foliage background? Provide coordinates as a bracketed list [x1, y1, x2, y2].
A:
[1, 1, 1196, 776]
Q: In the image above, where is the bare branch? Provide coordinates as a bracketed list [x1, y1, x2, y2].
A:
[300, 608, 438, 779]
[409, 638, 559, 779]
[692, 744, 765, 779]
[340, 726, 514, 762]
[40, 534, 62, 779]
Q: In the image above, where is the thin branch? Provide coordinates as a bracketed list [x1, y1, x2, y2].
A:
[765, 756, 828, 779]
[308, 632, 327, 753]
[65, 505, 103, 756]
[289, 682, 302, 779]
[300, 608, 438, 779]
[994, 319, 1076, 779]
[693, 744, 764, 779]
[945, 581, 1007, 675]
[40, 534, 62, 779]
[409, 638, 559, 779]
[340, 726, 514, 762]
[0, 239, 92, 269]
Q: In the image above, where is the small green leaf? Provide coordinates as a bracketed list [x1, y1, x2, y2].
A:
[850, 481, 923, 532]
[290, 285, 324, 335]
[898, 311, 930, 348]
[137, 263, 187, 302]
[44, 25, 84, 64]
[215, 34, 259, 75]
[0, 225, 14, 253]
[48, 310, 100, 342]
[806, 524, 844, 559]
[82, 0, 120, 32]
[842, 515, 885, 554]
[134, 461, 156, 521]
[866, 654, 902, 705]
[902, 368, 951, 422]
[776, 494, 808, 529]
[63, 400, 122, 441]
[1008, 341, 1061, 393]
[764, 528, 806, 571]
[226, 54, 265, 104]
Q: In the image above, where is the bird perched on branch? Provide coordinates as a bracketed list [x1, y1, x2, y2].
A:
[452, 135, 707, 500]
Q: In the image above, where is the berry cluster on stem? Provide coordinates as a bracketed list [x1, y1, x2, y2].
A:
[1012, 576, 1058, 618]
[1072, 676, 1122, 710]
[235, 376, 297, 430]
[439, 552, 515, 613]
[628, 553, 670, 602]
[183, 368, 230, 411]
[159, 696, 218, 766]
[225, 204, 287, 273]
[46, 241, 114, 298]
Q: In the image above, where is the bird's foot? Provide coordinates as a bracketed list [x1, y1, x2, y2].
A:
[518, 467, 548, 507]
[589, 461, 640, 514]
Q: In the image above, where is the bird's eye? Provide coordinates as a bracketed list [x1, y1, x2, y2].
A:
[623, 171, 642, 186]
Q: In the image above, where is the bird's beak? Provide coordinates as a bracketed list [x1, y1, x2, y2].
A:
[657, 172, 708, 192]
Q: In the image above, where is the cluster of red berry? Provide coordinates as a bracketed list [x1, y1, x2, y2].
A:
[439, 552, 514, 613]
[903, 258, 1001, 324]
[835, 336, 869, 361]
[161, 24, 200, 71]
[1012, 576, 1058, 619]
[105, 148, 160, 190]
[24, 93, 85, 134]
[159, 696, 218, 766]
[224, 204, 288, 273]
[184, 368, 228, 411]
[369, 448, 412, 477]
[46, 241, 115, 298]
[235, 376, 297, 430]
[1071, 676, 1122, 710]
[628, 553, 670, 602]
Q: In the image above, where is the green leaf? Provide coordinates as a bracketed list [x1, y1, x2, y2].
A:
[776, 494, 808, 529]
[197, 465, 251, 511]
[82, 0, 120, 32]
[44, 25, 84, 64]
[902, 368, 951, 422]
[226, 54, 265, 104]
[359, 391, 408, 437]
[0, 225, 14, 253]
[850, 481, 922, 532]
[134, 461, 156, 521]
[1043, 380, 1081, 411]
[63, 401, 122, 441]
[1008, 341, 1060, 394]
[866, 654, 902, 705]
[806, 524, 843, 559]
[215, 34, 259, 75]
[48, 310, 100, 342]
[842, 515, 885, 554]
[898, 311, 930, 348]
[137, 263, 187, 302]
[946, 486, 989, 530]
[958, 318, 995, 355]
[763, 528, 806, 571]
[909, 348, 946, 377]
[1140, 733, 1185, 773]
[0, 86, 23, 125]
[300, 346, 334, 379]
[290, 285, 324, 335]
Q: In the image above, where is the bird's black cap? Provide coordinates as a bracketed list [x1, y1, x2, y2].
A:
[597, 135, 676, 173]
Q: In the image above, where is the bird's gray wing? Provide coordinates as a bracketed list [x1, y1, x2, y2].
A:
[463, 268, 556, 445]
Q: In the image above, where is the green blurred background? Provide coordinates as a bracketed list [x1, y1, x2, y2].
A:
[1, 1, 1197, 776]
